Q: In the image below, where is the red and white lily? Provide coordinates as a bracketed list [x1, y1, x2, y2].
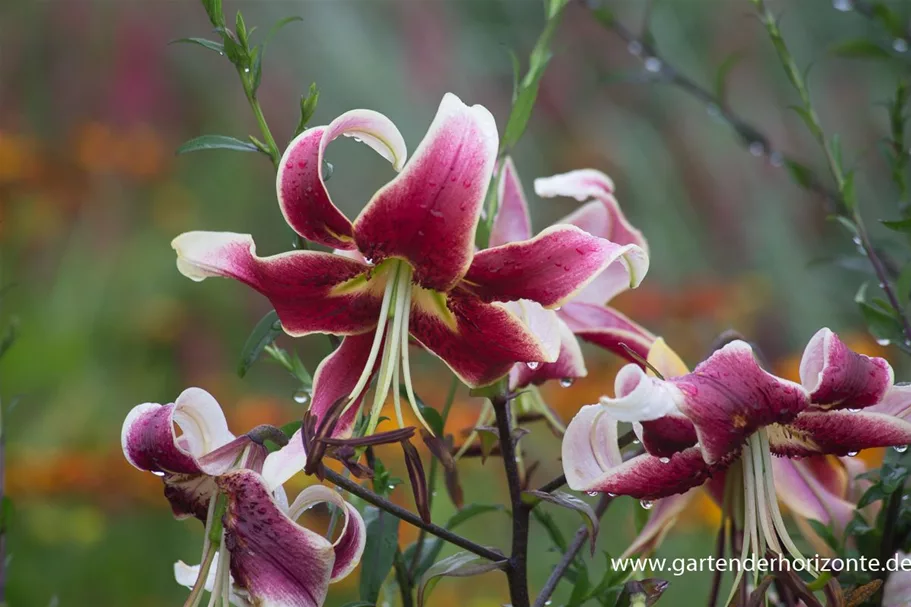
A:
[490, 158, 653, 392]
[563, 328, 911, 577]
[122, 388, 365, 607]
[173, 94, 637, 437]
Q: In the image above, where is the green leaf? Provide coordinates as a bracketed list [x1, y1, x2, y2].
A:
[856, 283, 905, 346]
[532, 507, 568, 552]
[251, 16, 303, 95]
[279, 420, 302, 439]
[882, 217, 911, 234]
[714, 52, 744, 103]
[806, 519, 840, 552]
[235, 11, 249, 49]
[880, 462, 909, 493]
[831, 39, 891, 60]
[237, 310, 282, 378]
[784, 158, 815, 189]
[295, 83, 321, 136]
[170, 37, 225, 54]
[176, 135, 261, 155]
[567, 564, 590, 607]
[503, 80, 543, 151]
[857, 483, 889, 508]
[872, 2, 904, 38]
[359, 506, 400, 604]
[288, 351, 312, 385]
[585, 551, 631, 603]
[523, 490, 599, 554]
[0, 318, 18, 361]
[896, 263, 911, 305]
[201, 0, 225, 27]
[417, 552, 506, 607]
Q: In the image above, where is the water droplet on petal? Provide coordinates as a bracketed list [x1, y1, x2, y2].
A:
[152, 470, 166, 477]
[833, 0, 852, 10]
[659, 457, 670, 463]
[749, 141, 765, 157]
[293, 389, 311, 405]
[526, 361, 540, 370]
[272, 320, 282, 331]
[644, 57, 662, 73]
[877, 338, 892, 346]
[607, 492, 616, 497]
[847, 451, 859, 457]
[560, 378, 574, 388]
[640, 499, 654, 510]
[895, 38, 909, 53]
[895, 444, 909, 453]
[847, 408, 860, 412]
[627, 41, 643, 56]
[632, 438, 641, 445]
[587, 491, 598, 497]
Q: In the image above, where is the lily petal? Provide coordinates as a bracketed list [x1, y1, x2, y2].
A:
[175, 558, 250, 606]
[598, 364, 684, 423]
[172, 231, 385, 336]
[354, 93, 498, 291]
[638, 415, 699, 459]
[562, 404, 624, 491]
[771, 456, 856, 533]
[534, 169, 647, 251]
[620, 490, 698, 558]
[218, 470, 337, 607]
[489, 157, 532, 247]
[121, 387, 236, 476]
[558, 302, 656, 364]
[883, 553, 911, 607]
[510, 316, 586, 389]
[277, 110, 407, 250]
[799, 328, 893, 410]
[464, 225, 647, 309]
[286, 484, 366, 582]
[675, 341, 809, 464]
[408, 287, 557, 388]
[868, 384, 911, 418]
[261, 430, 308, 492]
[308, 333, 379, 438]
[768, 410, 911, 457]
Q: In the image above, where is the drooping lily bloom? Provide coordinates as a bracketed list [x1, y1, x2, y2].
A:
[563, 328, 911, 573]
[490, 158, 653, 392]
[173, 94, 641, 437]
[122, 388, 365, 607]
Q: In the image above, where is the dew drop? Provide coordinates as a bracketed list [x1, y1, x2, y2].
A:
[388, 484, 395, 490]
[152, 470, 166, 477]
[847, 408, 860, 412]
[707, 104, 722, 120]
[607, 492, 616, 497]
[587, 491, 598, 497]
[644, 57, 662, 73]
[526, 361, 540, 370]
[769, 151, 784, 167]
[632, 438, 641, 445]
[627, 40, 643, 56]
[640, 499, 655, 510]
[544, 601, 552, 606]
[895, 444, 909, 453]
[272, 320, 282, 331]
[749, 141, 765, 157]
[560, 378, 575, 388]
[244, 67, 251, 73]
[895, 38, 909, 53]
[847, 451, 859, 457]
[293, 389, 311, 405]
[659, 457, 670, 463]
[877, 338, 892, 346]
[833, 0, 852, 10]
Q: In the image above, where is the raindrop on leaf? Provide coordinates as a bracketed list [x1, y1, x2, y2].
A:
[292, 389, 311, 405]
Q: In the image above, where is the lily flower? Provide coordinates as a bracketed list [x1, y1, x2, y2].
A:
[122, 388, 365, 607]
[562, 328, 911, 579]
[172, 94, 638, 437]
[489, 158, 653, 393]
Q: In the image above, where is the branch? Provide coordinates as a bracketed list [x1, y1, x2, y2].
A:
[532, 493, 613, 607]
[320, 466, 504, 563]
[492, 392, 531, 607]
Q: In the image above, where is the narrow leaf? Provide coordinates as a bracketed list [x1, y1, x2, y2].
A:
[359, 506, 400, 604]
[714, 52, 744, 103]
[237, 310, 283, 377]
[0, 318, 18, 361]
[831, 39, 891, 60]
[177, 135, 261, 155]
[417, 552, 506, 607]
[296, 83, 320, 136]
[170, 37, 225, 54]
[524, 490, 600, 555]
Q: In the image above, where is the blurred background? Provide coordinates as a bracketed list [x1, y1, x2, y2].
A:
[2, 0, 910, 605]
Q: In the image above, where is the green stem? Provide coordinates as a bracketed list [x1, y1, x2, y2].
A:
[393, 548, 415, 607]
[241, 72, 280, 168]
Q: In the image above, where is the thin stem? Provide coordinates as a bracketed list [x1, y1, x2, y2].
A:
[879, 487, 904, 581]
[491, 392, 531, 607]
[320, 465, 504, 562]
[408, 377, 460, 579]
[532, 494, 613, 607]
[706, 520, 726, 607]
[240, 68, 281, 168]
[536, 474, 567, 494]
[749, 0, 911, 346]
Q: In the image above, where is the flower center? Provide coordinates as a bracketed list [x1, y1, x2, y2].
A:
[344, 260, 433, 435]
[727, 428, 816, 602]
